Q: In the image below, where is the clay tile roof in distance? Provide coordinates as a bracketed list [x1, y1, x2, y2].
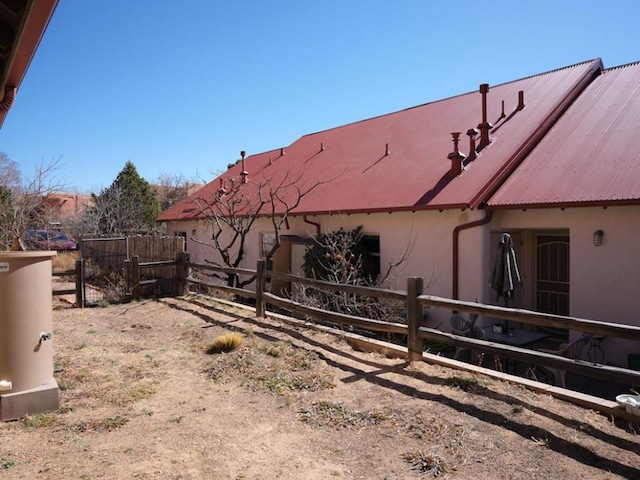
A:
[488, 60, 640, 209]
[158, 59, 603, 222]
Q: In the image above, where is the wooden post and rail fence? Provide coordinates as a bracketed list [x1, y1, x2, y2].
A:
[187, 259, 640, 392]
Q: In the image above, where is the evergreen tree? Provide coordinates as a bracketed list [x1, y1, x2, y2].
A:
[85, 161, 161, 235]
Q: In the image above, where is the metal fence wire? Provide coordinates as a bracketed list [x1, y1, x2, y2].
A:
[79, 236, 186, 306]
[80, 237, 129, 306]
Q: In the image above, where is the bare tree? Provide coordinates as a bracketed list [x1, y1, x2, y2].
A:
[191, 166, 328, 288]
[155, 172, 196, 212]
[0, 153, 66, 250]
[299, 225, 416, 322]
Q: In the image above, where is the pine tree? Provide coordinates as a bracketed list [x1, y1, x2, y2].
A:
[86, 161, 161, 235]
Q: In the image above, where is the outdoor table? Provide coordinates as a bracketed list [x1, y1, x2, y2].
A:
[482, 326, 549, 347]
[481, 326, 550, 374]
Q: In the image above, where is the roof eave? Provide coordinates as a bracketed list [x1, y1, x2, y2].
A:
[487, 199, 640, 210]
[0, 0, 59, 128]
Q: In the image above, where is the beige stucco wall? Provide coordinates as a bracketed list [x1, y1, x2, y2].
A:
[163, 204, 640, 368]
[493, 205, 640, 367]
[164, 209, 492, 330]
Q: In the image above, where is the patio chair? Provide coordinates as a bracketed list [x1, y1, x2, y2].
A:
[449, 312, 481, 361]
[539, 337, 590, 388]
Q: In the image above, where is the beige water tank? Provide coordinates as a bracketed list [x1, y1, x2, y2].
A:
[0, 251, 58, 420]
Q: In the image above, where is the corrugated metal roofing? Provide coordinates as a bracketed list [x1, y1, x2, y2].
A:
[489, 61, 640, 208]
[159, 59, 604, 221]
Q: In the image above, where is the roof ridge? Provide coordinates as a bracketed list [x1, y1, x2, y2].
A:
[491, 58, 603, 89]
[603, 59, 640, 72]
[300, 90, 475, 139]
[299, 59, 604, 139]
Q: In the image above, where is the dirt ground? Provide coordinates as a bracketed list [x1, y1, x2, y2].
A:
[1, 295, 639, 480]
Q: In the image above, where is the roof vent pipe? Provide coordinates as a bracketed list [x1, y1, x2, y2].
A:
[240, 150, 248, 183]
[466, 128, 479, 162]
[385, 143, 390, 156]
[320, 142, 325, 151]
[447, 132, 466, 177]
[280, 147, 286, 156]
[500, 100, 506, 119]
[477, 84, 493, 151]
[517, 90, 525, 111]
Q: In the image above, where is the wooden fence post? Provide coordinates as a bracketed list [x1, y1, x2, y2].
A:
[256, 259, 265, 318]
[75, 258, 85, 308]
[130, 255, 140, 299]
[407, 276, 424, 361]
[176, 251, 189, 296]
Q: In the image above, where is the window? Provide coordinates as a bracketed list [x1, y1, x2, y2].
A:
[361, 234, 381, 280]
[260, 233, 276, 258]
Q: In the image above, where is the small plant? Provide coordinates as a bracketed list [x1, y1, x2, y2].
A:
[92, 415, 129, 432]
[512, 404, 524, 414]
[401, 450, 447, 477]
[107, 385, 157, 406]
[205, 332, 245, 354]
[1, 457, 15, 469]
[445, 375, 489, 392]
[21, 413, 55, 429]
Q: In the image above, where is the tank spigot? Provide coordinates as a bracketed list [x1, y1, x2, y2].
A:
[40, 332, 52, 341]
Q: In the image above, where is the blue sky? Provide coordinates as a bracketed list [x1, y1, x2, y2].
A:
[1, 0, 639, 193]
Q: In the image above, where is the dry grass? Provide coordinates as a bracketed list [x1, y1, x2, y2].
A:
[52, 251, 79, 271]
[3, 298, 639, 480]
[298, 401, 389, 428]
[204, 332, 245, 354]
[203, 338, 335, 394]
[401, 450, 448, 477]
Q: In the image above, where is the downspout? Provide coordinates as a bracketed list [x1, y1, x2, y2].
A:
[452, 208, 493, 301]
[303, 215, 321, 236]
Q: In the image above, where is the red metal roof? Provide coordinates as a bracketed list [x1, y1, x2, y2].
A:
[159, 59, 604, 222]
[489, 61, 640, 208]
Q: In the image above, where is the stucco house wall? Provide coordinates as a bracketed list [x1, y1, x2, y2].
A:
[165, 204, 640, 368]
[493, 206, 640, 367]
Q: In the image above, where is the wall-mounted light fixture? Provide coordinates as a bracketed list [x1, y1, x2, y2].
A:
[593, 229, 604, 247]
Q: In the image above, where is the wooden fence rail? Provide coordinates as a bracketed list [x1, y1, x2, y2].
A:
[187, 259, 640, 394]
[129, 252, 189, 299]
[52, 260, 83, 306]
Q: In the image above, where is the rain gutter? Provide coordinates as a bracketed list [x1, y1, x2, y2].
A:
[452, 208, 493, 301]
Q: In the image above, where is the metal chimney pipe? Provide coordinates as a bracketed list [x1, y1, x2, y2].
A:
[240, 150, 248, 183]
[517, 90, 525, 111]
[447, 132, 466, 177]
[466, 128, 479, 162]
[477, 84, 493, 150]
